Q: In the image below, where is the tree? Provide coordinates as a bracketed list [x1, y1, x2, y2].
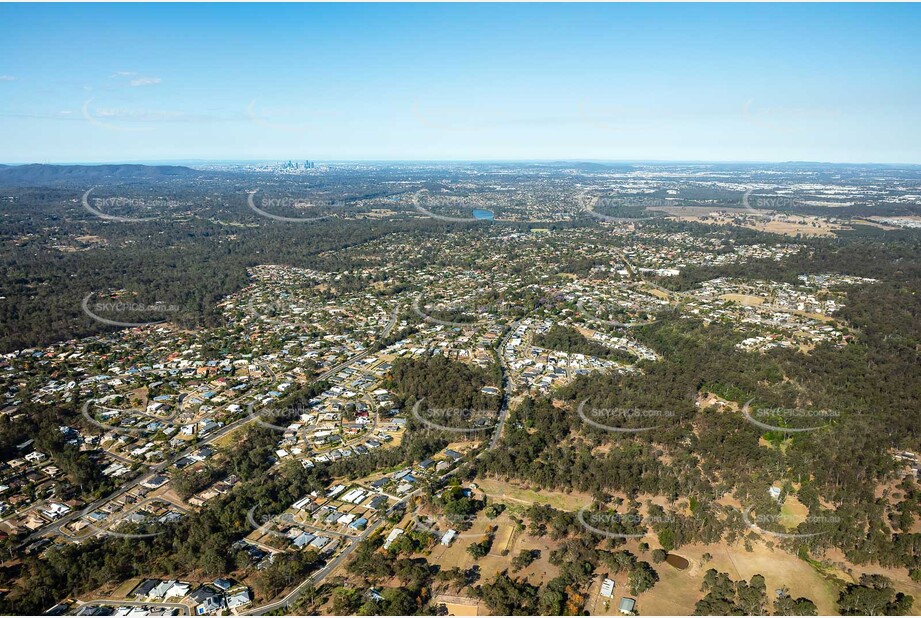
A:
[628, 561, 659, 595]
[511, 549, 539, 572]
[837, 578, 914, 616]
[774, 595, 818, 616]
[475, 572, 538, 615]
[331, 587, 362, 615]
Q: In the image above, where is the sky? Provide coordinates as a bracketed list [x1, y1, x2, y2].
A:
[1, 3, 920, 164]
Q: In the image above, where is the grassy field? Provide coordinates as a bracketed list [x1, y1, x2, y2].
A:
[476, 478, 594, 512]
[654, 208, 848, 238]
[645, 287, 672, 301]
[780, 495, 809, 530]
[589, 539, 841, 616]
[719, 293, 766, 306]
[423, 512, 562, 590]
[109, 578, 142, 599]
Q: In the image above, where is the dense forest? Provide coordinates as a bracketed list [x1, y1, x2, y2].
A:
[386, 354, 502, 436]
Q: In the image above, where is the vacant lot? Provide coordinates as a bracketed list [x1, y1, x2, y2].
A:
[424, 511, 563, 590]
[653, 207, 848, 238]
[476, 478, 593, 512]
[719, 293, 765, 306]
[587, 539, 840, 616]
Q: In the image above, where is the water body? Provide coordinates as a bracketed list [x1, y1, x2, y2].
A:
[665, 554, 690, 570]
[472, 209, 495, 220]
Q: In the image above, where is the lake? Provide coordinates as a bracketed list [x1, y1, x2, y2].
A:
[472, 209, 495, 220]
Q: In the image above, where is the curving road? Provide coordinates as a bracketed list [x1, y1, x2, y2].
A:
[40, 300, 406, 611]
[17, 345, 387, 549]
[244, 515, 387, 615]
[488, 319, 521, 450]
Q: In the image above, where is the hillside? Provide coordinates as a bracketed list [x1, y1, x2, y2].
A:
[0, 163, 201, 186]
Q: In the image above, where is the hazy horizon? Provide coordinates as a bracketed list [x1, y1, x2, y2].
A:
[5, 158, 921, 167]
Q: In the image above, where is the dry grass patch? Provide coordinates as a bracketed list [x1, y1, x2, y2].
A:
[476, 478, 593, 512]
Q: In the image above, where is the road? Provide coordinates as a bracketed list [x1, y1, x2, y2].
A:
[244, 455, 465, 616]
[40, 300, 403, 606]
[488, 319, 521, 450]
[18, 344, 387, 548]
[380, 302, 400, 338]
[244, 517, 386, 615]
[19, 413, 261, 546]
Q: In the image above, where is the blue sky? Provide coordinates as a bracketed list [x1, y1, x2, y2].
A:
[1, 3, 920, 164]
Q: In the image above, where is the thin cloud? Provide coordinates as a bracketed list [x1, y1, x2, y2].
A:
[109, 72, 161, 87]
[129, 77, 162, 87]
[0, 76, 15, 82]
[93, 107, 185, 121]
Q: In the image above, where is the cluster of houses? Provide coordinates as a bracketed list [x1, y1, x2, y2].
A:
[0, 432, 112, 535]
[128, 578, 252, 615]
[256, 359, 408, 473]
[615, 229, 804, 271]
[675, 275, 875, 352]
[48, 579, 253, 616]
[502, 319, 648, 394]
[250, 481, 394, 553]
[279, 447, 467, 556]
[67, 495, 183, 539]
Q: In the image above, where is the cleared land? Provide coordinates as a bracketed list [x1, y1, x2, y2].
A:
[651, 207, 849, 237]
[476, 478, 594, 511]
